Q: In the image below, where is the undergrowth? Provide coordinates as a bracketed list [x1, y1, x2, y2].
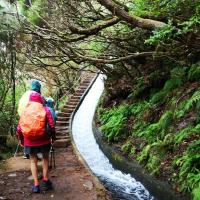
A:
[97, 64, 200, 197]
[99, 104, 133, 141]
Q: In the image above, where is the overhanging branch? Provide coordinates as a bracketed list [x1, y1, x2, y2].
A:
[69, 17, 120, 35]
[98, 0, 166, 29]
[74, 51, 156, 64]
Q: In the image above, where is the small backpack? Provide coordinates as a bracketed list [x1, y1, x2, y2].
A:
[19, 102, 46, 140]
[18, 90, 34, 116]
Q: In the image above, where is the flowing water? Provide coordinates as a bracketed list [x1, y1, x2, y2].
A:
[72, 75, 154, 200]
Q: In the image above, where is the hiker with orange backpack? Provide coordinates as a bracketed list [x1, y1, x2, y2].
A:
[16, 91, 56, 193]
[18, 80, 46, 159]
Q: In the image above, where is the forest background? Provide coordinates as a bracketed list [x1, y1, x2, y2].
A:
[0, 0, 199, 199]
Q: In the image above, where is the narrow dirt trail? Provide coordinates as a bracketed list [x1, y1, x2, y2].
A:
[0, 74, 111, 200]
[0, 145, 110, 200]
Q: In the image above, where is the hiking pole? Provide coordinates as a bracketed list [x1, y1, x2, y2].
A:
[49, 144, 56, 169]
[52, 145, 56, 169]
[14, 142, 20, 157]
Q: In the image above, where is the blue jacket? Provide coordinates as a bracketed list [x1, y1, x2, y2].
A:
[46, 98, 57, 123]
[45, 98, 57, 133]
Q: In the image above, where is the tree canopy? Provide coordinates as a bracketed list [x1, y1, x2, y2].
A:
[0, 1, 200, 198]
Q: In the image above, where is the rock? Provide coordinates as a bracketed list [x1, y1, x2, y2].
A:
[83, 180, 93, 190]
[0, 181, 5, 184]
[8, 173, 17, 177]
[9, 188, 22, 193]
[27, 175, 33, 180]
[0, 196, 7, 200]
[178, 121, 187, 129]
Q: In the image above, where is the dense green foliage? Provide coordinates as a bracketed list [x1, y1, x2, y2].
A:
[19, 0, 46, 25]
[98, 62, 200, 198]
[96, 1, 200, 198]
[99, 104, 132, 141]
[1, 0, 200, 198]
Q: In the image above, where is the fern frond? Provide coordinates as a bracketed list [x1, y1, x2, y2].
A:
[185, 90, 200, 111]
[158, 110, 173, 132]
[188, 62, 200, 81]
[192, 186, 200, 200]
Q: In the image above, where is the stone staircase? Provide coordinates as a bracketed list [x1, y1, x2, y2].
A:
[53, 75, 95, 148]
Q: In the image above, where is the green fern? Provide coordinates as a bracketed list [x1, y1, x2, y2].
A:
[188, 173, 200, 192]
[163, 78, 182, 91]
[140, 111, 173, 140]
[175, 99, 188, 119]
[192, 186, 200, 200]
[121, 141, 132, 153]
[187, 139, 200, 154]
[129, 146, 136, 157]
[137, 144, 151, 163]
[150, 77, 182, 105]
[19, 0, 46, 25]
[174, 140, 200, 192]
[131, 101, 150, 115]
[150, 134, 174, 153]
[150, 90, 167, 104]
[138, 123, 160, 140]
[146, 155, 160, 175]
[132, 121, 149, 137]
[188, 62, 200, 81]
[158, 110, 173, 132]
[175, 126, 193, 143]
[185, 90, 200, 111]
[100, 104, 132, 141]
[171, 67, 186, 79]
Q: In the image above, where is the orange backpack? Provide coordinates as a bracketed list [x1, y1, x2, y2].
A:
[19, 102, 46, 140]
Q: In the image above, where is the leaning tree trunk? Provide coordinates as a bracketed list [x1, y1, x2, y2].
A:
[9, 32, 16, 136]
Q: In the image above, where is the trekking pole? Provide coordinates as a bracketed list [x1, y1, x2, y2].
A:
[49, 146, 52, 169]
[49, 144, 56, 169]
[52, 145, 56, 168]
[14, 142, 20, 157]
[53, 146, 56, 169]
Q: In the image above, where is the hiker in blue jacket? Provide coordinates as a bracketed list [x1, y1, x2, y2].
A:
[45, 98, 57, 138]
[45, 97, 57, 123]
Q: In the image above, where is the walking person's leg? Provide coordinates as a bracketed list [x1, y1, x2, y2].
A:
[23, 147, 30, 159]
[30, 153, 40, 193]
[42, 152, 49, 180]
[41, 150, 52, 190]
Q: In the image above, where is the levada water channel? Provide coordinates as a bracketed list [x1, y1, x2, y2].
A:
[72, 74, 154, 200]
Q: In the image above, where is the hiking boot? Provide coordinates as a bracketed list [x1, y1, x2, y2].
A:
[40, 179, 53, 191]
[32, 185, 40, 193]
[23, 154, 30, 159]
